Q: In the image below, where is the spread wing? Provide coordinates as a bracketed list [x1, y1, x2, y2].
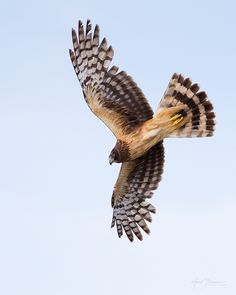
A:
[69, 20, 153, 138]
[111, 141, 165, 242]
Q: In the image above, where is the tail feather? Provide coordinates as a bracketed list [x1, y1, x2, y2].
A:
[159, 73, 215, 137]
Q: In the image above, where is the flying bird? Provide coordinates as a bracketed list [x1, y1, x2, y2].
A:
[69, 20, 215, 242]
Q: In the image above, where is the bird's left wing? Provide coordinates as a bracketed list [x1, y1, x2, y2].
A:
[111, 141, 165, 242]
[69, 20, 153, 138]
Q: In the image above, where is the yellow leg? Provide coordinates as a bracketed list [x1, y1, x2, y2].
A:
[170, 113, 184, 126]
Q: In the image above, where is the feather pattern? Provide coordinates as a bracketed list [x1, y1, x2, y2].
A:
[69, 20, 153, 137]
[111, 141, 165, 241]
[159, 73, 215, 137]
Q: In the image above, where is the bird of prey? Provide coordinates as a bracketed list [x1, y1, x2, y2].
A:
[69, 20, 215, 242]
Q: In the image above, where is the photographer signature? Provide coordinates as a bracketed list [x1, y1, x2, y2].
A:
[192, 277, 227, 290]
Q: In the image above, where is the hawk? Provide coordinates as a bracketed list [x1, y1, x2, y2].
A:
[69, 20, 215, 242]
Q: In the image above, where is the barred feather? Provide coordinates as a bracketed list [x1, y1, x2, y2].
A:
[159, 73, 215, 137]
[111, 141, 165, 242]
[69, 20, 153, 137]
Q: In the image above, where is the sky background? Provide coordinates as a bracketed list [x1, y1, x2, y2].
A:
[0, 0, 236, 294]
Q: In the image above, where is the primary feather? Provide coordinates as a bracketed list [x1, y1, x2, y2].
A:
[69, 19, 153, 138]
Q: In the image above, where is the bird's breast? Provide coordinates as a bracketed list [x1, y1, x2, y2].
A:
[123, 119, 165, 160]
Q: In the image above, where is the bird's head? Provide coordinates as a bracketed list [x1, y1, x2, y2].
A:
[109, 148, 121, 165]
[109, 140, 130, 165]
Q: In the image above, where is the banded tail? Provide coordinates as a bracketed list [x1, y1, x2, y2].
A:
[158, 73, 215, 137]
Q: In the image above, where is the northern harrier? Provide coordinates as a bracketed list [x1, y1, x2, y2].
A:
[69, 20, 215, 241]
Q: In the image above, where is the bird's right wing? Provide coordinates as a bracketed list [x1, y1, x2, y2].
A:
[69, 20, 153, 138]
[111, 141, 165, 242]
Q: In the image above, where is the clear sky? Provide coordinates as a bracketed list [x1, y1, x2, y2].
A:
[0, 0, 235, 294]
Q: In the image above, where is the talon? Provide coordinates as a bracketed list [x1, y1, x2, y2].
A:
[170, 113, 184, 125]
[170, 113, 182, 121]
[170, 110, 187, 126]
[172, 117, 183, 125]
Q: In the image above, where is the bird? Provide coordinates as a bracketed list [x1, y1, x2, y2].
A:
[69, 20, 215, 242]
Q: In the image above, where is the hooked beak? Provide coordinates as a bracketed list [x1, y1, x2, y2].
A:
[109, 155, 114, 165]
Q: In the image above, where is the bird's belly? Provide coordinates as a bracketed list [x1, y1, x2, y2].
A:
[128, 128, 163, 159]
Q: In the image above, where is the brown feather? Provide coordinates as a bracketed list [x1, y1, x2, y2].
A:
[69, 20, 153, 138]
[111, 142, 164, 241]
[158, 73, 216, 137]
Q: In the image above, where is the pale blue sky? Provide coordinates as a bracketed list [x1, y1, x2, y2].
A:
[0, 0, 235, 294]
